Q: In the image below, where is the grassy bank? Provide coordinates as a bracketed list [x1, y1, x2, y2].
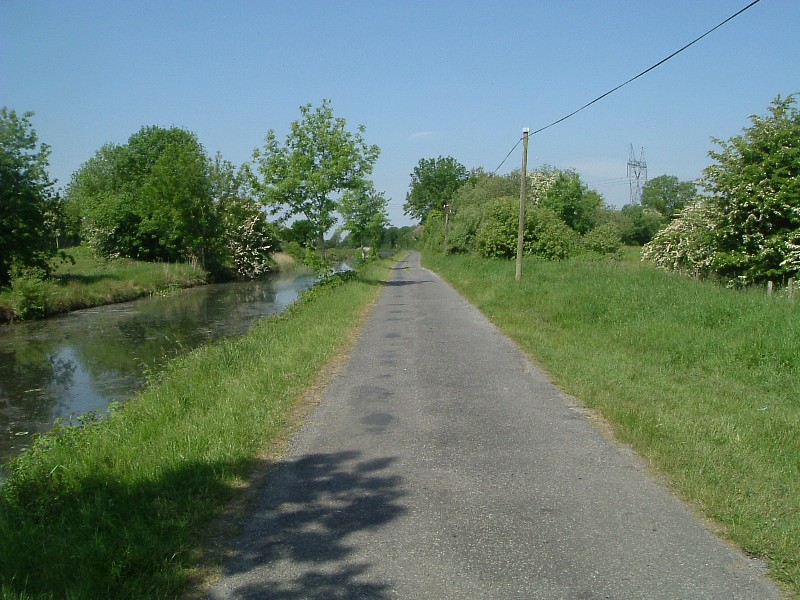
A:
[0, 246, 208, 322]
[0, 256, 396, 599]
[424, 252, 799, 596]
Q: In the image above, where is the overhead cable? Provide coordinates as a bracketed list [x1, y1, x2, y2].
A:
[528, 0, 763, 137]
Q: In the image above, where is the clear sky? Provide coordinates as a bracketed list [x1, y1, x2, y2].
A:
[2, 0, 798, 227]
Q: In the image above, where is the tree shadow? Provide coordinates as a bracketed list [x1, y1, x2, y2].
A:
[355, 276, 429, 287]
[384, 279, 430, 287]
[211, 450, 407, 599]
[0, 454, 258, 598]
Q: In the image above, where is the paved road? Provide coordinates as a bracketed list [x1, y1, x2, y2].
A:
[207, 252, 782, 599]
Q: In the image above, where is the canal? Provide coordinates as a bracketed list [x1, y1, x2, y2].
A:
[0, 271, 317, 465]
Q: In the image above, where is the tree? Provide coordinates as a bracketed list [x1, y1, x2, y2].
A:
[704, 95, 800, 284]
[618, 204, 667, 245]
[642, 200, 718, 278]
[339, 182, 390, 251]
[404, 156, 468, 222]
[253, 100, 380, 259]
[641, 174, 697, 218]
[0, 108, 55, 286]
[209, 155, 278, 279]
[643, 95, 800, 285]
[67, 126, 220, 267]
[539, 170, 603, 234]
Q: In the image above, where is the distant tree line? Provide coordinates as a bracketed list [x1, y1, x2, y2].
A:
[408, 95, 799, 287]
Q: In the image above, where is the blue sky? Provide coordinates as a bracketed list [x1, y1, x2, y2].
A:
[2, 0, 798, 227]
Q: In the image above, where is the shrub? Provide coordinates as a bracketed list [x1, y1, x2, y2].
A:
[447, 203, 483, 254]
[525, 206, 580, 260]
[702, 95, 800, 285]
[581, 222, 623, 256]
[474, 199, 580, 261]
[420, 210, 445, 253]
[642, 200, 718, 278]
[475, 197, 518, 258]
[9, 268, 54, 319]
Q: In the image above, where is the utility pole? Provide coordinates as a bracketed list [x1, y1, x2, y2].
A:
[443, 203, 450, 253]
[515, 128, 529, 282]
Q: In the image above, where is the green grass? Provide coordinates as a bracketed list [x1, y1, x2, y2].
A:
[0, 257, 396, 599]
[424, 251, 800, 596]
[0, 245, 208, 322]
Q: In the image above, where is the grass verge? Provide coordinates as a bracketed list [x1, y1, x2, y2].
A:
[0, 246, 208, 322]
[0, 256, 396, 599]
[424, 251, 799, 597]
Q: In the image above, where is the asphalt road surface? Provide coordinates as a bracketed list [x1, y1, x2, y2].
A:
[207, 251, 782, 599]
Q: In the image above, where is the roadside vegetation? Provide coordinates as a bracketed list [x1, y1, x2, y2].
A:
[0, 245, 207, 321]
[410, 95, 799, 594]
[424, 251, 799, 594]
[0, 256, 397, 599]
[412, 96, 798, 294]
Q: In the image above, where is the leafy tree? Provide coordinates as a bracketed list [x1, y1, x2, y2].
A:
[703, 94, 800, 284]
[339, 182, 389, 251]
[475, 196, 579, 260]
[139, 139, 218, 264]
[404, 156, 469, 222]
[642, 200, 718, 278]
[280, 219, 317, 248]
[67, 126, 219, 266]
[539, 170, 603, 234]
[644, 95, 800, 285]
[0, 108, 55, 286]
[253, 100, 380, 258]
[208, 155, 278, 279]
[641, 174, 697, 218]
[618, 204, 667, 245]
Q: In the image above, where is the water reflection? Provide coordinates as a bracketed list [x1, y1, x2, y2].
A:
[0, 272, 316, 465]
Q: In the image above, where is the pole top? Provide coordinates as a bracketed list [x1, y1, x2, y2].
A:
[523, 127, 530, 134]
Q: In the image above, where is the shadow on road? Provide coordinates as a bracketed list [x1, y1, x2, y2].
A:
[384, 279, 430, 287]
[212, 451, 407, 599]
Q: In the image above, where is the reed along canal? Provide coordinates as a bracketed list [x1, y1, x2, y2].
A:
[0, 271, 317, 466]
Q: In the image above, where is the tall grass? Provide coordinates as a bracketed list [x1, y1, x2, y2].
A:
[424, 252, 799, 596]
[0, 245, 207, 321]
[0, 258, 395, 599]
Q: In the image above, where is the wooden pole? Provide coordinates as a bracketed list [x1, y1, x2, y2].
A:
[515, 128, 529, 282]
[443, 204, 450, 253]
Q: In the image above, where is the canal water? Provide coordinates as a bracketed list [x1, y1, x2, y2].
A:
[0, 271, 317, 466]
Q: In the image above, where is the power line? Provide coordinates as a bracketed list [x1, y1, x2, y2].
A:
[480, 1, 761, 198]
[528, 0, 763, 138]
[492, 137, 523, 174]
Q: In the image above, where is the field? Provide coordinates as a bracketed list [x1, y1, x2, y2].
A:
[424, 251, 799, 596]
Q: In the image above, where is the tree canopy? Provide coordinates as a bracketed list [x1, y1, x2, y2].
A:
[644, 95, 800, 285]
[67, 126, 219, 264]
[538, 169, 603, 235]
[66, 126, 277, 279]
[253, 100, 380, 257]
[0, 108, 56, 286]
[640, 174, 697, 219]
[339, 182, 390, 250]
[403, 156, 469, 222]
